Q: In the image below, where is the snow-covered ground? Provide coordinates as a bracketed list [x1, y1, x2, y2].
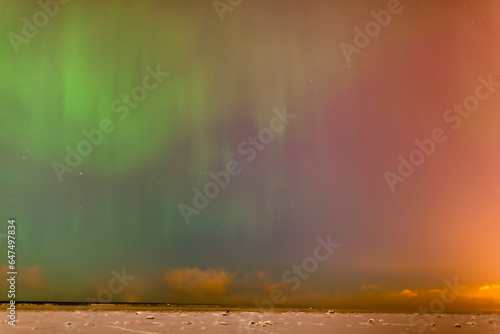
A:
[1, 310, 499, 333]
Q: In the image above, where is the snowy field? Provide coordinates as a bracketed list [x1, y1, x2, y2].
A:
[1, 309, 500, 333]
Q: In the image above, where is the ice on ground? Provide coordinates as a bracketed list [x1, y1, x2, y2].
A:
[1, 310, 499, 333]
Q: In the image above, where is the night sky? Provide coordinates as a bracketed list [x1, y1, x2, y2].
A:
[1, 0, 500, 312]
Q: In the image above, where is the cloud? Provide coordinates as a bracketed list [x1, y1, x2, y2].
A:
[158, 268, 293, 305]
[479, 284, 500, 291]
[476, 283, 500, 303]
[163, 267, 237, 298]
[399, 289, 418, 297]
[95, 267, 500, 313]
[1, 265, 49, 291]
[428, 288, 441, 293]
